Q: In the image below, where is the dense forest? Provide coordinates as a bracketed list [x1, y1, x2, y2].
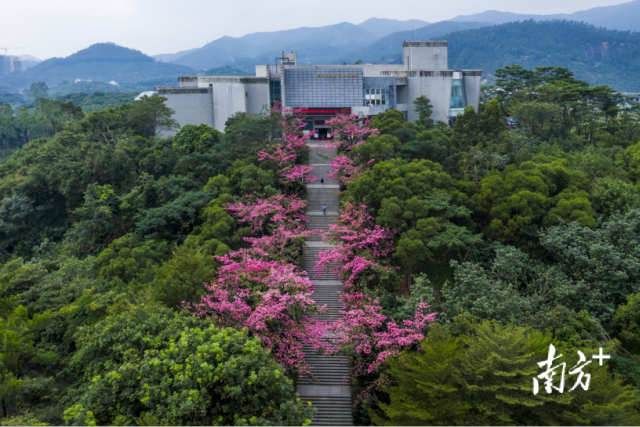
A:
[0, 64, 639, 426]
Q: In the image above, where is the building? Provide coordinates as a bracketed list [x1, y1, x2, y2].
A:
[154, 41, 482, 135]
[0, 55, 22, 76]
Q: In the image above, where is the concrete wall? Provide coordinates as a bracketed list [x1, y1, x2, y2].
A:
[246, 81, 270, 114]
[178, 76, 198, 87]
[463, 70, 482, 112]
[407, 72, 453, 123]
[212, 82, 247, 131]
[402, 41, 448, 71]
[255, 65, 268, 77]
[157, 87, 214, 136]
[397, 85, 408, 104]
[361, 64, 405, 77]
[382, 70, 453, 123]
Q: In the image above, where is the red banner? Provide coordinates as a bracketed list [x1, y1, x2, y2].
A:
[298, 108, 351, 115]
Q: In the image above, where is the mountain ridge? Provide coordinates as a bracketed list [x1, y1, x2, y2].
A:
[440, 20, 640, 92]
[450, 0, 640, 32]
[0, 43, 195, 92]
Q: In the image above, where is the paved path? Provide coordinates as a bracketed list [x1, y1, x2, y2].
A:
[297, 143, 353, 425]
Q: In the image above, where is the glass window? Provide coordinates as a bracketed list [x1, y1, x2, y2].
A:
[269, 81, 281, 106]
[450, 79, 466, 109]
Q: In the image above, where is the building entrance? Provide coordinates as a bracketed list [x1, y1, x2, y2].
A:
[316, 128, 331, 140]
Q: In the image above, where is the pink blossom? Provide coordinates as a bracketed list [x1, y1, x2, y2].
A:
[280, 164, 319, 184]
[320, 114, 379, 151]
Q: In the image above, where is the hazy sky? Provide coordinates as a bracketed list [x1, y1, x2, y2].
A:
[1, 0, 633, 60]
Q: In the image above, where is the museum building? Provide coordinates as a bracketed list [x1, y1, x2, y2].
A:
[154, 41, 482, 136]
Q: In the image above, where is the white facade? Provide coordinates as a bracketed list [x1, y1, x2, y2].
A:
[155, 41, 482, 133]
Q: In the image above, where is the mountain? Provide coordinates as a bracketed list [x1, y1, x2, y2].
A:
[174, 22, 378, 70]
[353, 21, 492, 64]
[153, 48, 199, 63]
[436, 20, 640, 92]
[357, 18, 430, 38]
[450, 0, 640, 32]
[20, 54, 42, 70]
[0, 43, 195, 92]
[204, 21, 493, 73]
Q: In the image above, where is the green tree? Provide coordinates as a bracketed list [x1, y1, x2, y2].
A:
[0, 305, 57, 418]
[351, 134, 401, 165]
[592, 178, 640, 217]
[0, 104, 16, 150]
[473, 156, 596, 244]
[413, 95, 434, 129]
[348, 159, 481, 288]
[369, 109, 407, 134]
[614, 293, 640, 354]
[539, 209, 640, 324]
[28, 82, 49, 100]
[64, 184, 127, 256]
[62, 305, 314, 426]
[128, 95, 178, 138]
[374, 320, 640, 426]
[152, 245, 216, 308]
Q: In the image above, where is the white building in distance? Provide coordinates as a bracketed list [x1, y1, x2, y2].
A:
[154, 41, 482, 135]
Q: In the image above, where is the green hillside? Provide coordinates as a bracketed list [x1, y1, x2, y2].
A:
[450, 0, 640, 33]
[437, 20, 640, 92]
[353, 21, 491, 64]
[0, 43, 195, 92]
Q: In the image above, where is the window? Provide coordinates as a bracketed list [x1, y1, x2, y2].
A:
[363, 87, 387, 106]
[450, 79, 466, 109]
[269, 81, 281, 106]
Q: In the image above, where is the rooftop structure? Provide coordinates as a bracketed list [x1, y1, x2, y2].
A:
[154, 41, 482, 135]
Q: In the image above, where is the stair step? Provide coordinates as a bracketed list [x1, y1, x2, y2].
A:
[300, 143, 353, 426]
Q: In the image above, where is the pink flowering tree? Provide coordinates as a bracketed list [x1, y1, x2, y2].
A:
[315, 202, 396, 289]
[327, 155, 376, 187]
[322, 114, 379, 151]
[259, 102, 317, 185]
[191, 253, 331, 377]
[226, 194, 308, 235]
[330, 292, 436, 376]
[226, 193, 322, 262]
[314, 202, 437, 384]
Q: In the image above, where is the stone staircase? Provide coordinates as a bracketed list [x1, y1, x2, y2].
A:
[298, 142, 353, 426]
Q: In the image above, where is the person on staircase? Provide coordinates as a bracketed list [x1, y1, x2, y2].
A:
[322, 204, 327, 215]
[320, 178, 324, 185]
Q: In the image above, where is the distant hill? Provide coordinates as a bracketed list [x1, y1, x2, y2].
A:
[353, 21, 492, 64]
[20, 54, 42, 70]
[205, 66, 246, 76]
[357, 18, 430, 38]
[153, 48, 199, 63]
[450, 0, 640, 33]
[0, 43, 195, 92]
[174, 22, 378, 70]
[434, 20, 640, 92]
[211, 21, 493, 73]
